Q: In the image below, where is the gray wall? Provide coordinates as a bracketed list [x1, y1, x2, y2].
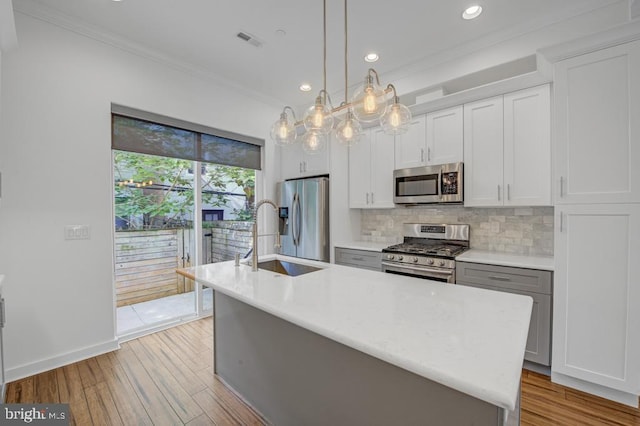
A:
[361, 206, 554, 256]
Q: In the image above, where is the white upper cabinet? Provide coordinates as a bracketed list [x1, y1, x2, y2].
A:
[425, 106, 464, 165]
[280, 141, 330, 181]
[504, 85, 551, 206]
[554, 40, 640, 204]
[349, 127, 395, 209]
[394, 106, 463, 170]
[464, 85, 551, 207]
[394, 115, 426, 169]
[463, 96, 504, 206]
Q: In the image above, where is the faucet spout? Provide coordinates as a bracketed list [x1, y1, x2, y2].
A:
[252, 199, 280, 271]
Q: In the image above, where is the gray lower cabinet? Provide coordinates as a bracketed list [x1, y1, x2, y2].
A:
[335, 247, 382, 271]
[456, 262, 552, 366]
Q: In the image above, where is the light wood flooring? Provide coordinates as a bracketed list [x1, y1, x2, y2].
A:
[5, 318, 640, 425]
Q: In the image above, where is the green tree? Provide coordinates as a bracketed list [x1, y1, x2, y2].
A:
[114, 151, 255, 229]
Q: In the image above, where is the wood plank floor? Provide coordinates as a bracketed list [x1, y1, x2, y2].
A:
[5, 318, 640, 425]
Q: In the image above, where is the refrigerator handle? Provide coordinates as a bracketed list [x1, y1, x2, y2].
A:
[294, 193, 302, 246]
[291, 193, 300, 246]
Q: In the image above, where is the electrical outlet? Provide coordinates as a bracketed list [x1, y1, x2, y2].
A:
[64, 225, 90, 240]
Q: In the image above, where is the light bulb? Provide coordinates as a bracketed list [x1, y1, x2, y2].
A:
[301, 131, 327, 154]
[312, 106, 324, 128]
[303, 96, 334, 134]
[335, 110, 363, 146]
[380, 102, 412, 135]
[343, 124, 353, 140]
[351, 74, 388, 123]
[389, 106, 401, 128]
[270, 112, 297, 146]
[363, 88, 377, 113]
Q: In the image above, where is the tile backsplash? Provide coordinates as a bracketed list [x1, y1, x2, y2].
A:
[360, 206, 554, 256]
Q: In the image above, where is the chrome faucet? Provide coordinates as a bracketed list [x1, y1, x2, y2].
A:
[252, 199, 281, 271]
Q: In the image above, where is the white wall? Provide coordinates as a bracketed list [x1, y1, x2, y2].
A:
[0, 12, 280, 380]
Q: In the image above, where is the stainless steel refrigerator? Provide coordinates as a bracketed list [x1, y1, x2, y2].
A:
[277, 176, 329, 262]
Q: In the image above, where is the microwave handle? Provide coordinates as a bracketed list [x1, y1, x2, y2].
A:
[438, 167, 444, 199]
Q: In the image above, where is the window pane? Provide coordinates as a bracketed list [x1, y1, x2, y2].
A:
[113, 116, 197, 160]
[201, 134, 261, 170]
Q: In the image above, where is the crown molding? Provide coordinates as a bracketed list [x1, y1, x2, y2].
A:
[13, 0, 285, 109]
[539, 19, 640, 63]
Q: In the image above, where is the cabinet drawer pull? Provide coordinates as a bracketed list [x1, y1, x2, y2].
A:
[488, 275, 512, 282]
[497, 185, 501, 201]
[351, 257, 365, 261]
[421, 148, 425, 162]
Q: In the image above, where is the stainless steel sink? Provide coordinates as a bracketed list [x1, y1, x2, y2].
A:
[258, 259, 321, 277]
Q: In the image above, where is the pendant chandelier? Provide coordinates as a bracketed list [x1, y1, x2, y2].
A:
[270, 0, 412, 153]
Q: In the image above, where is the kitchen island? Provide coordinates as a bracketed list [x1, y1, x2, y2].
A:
[180, 255, 532, 425]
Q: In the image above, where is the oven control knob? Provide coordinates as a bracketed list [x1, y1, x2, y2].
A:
[398, 256, 404, 261]
[427, 259, 434, 265]
[438, 260, 445, 266]
[412, 257, 419, 263]
[387, 254, 395, 260]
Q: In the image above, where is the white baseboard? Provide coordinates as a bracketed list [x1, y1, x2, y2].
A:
[5, 338, 120, 382]
[523, 360, 551, 376]
[551, 371, 640, 408]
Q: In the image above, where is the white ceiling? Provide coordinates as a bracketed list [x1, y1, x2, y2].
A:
[17, 0, 623, 107]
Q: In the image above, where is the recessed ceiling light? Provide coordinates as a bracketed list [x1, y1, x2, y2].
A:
[364, 52, 379, 63]
[299, 83, 312, 92]
[275, 29, 287, 37]
[462, 5, 482, 20]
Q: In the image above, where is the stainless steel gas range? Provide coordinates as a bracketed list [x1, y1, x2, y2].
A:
[382, 223, 470, 283]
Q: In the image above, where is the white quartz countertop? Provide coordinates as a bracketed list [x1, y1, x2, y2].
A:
[182, 254, 532, 411]
[333, 241, 391, 252]
[456, 249, 554, 271]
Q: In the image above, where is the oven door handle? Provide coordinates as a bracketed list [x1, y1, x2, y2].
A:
[382, 261, 455, 281]
[438, 167, 444, 200]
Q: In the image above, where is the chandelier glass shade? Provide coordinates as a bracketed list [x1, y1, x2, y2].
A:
[303, 93, 334, 135]
[301, 130, 328, 154]
[270, 107, 297, 146]
[335, 108, 363, 146]
[380, 84, 412, 135]
[350, 70, 388, 123]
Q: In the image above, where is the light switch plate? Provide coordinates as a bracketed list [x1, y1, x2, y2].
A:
[64, 225, 90, 240]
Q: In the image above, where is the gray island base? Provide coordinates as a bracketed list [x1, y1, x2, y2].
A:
[214, 291, 508, 426]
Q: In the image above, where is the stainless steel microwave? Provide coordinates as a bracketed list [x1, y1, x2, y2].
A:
[393, 162, 463, 204]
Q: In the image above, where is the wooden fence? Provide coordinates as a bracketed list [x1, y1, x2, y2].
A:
[115, 223, 252, 307]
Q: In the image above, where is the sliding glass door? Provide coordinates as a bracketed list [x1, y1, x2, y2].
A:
[110, 108, 261, 338]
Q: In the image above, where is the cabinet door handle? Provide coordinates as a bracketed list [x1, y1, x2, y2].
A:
[488, 275, 512, 282]
[303, 161, 307, 172]
[560, 176, 564, 198]
[428, 147, 431, 162]
[497, 185, 501, 201]
[299, 162, 303, 173]
[371, 192, 375, 204]
[421, 148, 425, 163]
[366, 193, 370, 204]
[560, 212, 564, 232]
[507, 184, 511, 201]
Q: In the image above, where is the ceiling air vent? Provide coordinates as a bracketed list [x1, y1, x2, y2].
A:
[236, 31, 263, 48]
